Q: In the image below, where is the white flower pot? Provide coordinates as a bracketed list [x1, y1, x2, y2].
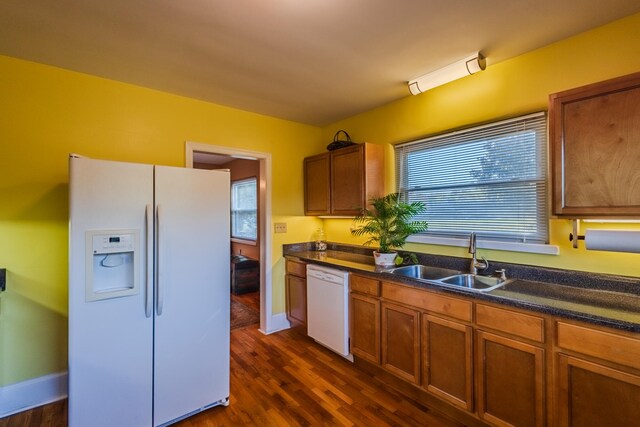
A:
[373, 251, 397, 267]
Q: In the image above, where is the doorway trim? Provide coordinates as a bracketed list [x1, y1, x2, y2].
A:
[185, 141, 277, 334]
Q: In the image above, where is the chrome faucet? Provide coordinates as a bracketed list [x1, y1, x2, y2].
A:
[468, 232, 489, 274]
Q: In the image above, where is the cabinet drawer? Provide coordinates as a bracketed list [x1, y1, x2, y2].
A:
[285, 259, 306, 278]
[557, 322, 640, 370]
[382, 282, 472, 322]
[476, 304, 544, 343]
[351, 275, 380, 296]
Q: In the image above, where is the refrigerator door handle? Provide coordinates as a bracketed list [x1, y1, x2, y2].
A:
[145, 204, 153, 318]
[156, 204, 164, 316]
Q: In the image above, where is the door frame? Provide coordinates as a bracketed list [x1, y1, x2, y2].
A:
[185, 141, 274, 334]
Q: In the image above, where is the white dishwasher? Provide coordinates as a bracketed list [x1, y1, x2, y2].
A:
[306, 264, 353, 361]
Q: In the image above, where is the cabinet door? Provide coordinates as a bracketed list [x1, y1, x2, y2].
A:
[423, 315, 473, 411]
[285, 274, 307, 331]
[476, 331, 544, 427]
[381, 302, 420, 384]
[304, 153, 330, 215]
[285, 259, 307, 278]
[556, 354, 640, 427]
[350, 293, 380, 364]
[331, 145, 365, 216]
[549, 71, 640, 216]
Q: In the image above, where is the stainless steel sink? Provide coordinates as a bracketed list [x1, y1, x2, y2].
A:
[389, 265, 510, 293]
[388, 265, 460, 281]
[438, 274, 511, 292]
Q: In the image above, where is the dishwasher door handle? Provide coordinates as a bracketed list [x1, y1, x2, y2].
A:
[307, 270, 345, 285]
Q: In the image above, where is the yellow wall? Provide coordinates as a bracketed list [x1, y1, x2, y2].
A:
[0, 55, 323, 386]
[321, 12, 640, 278]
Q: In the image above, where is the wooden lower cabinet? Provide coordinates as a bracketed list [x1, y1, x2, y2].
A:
[285, 259, 307, 332]
[350, 293, 381, 364]
[381, 301, 420, 384]
[346, 277, 640, 427]
[556, 354, 640, 427]
[285, 274, 306, 329]
[476, 330, 545, 427]
[422, 314, 473, 411]
[555, 321, 640, 426]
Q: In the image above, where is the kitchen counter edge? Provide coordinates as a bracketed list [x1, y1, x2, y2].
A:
[284, 250, 640, 333]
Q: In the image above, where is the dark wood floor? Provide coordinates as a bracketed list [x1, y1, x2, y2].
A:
[1, 327, 464, 427]
[0, 401, 67, 427]
[231, 290, 260, 313]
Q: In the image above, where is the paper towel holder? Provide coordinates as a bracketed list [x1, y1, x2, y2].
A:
[569, 219, 585, 249]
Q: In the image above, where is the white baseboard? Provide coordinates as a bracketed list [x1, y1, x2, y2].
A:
[260, 312, 291, 335]
[0, 372, 67, 418]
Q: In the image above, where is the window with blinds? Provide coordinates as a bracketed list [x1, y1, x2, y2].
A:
[395, 112, 548, 243]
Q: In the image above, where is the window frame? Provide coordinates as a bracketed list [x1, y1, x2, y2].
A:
[395, 112, 558, 255]
[230, 176, 258, 243]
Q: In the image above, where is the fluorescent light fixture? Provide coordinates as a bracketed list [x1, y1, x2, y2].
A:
[408, 52, 486, 95]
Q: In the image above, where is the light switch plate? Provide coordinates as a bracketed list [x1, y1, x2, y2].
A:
[274, 223, 287, 233]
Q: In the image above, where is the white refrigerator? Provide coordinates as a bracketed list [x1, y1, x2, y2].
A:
[68, 156, 230, 427]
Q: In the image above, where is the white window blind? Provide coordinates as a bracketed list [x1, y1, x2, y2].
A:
[395, 112, 548, 243]
[231, 177, 258, 241]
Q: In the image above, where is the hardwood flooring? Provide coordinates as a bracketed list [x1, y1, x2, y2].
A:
[0, 401, 67, 427]
[0, 327, 465, 427]
[231, 291, 260, 313]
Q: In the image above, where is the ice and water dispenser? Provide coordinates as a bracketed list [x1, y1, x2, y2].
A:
[85, 230, 140, 302]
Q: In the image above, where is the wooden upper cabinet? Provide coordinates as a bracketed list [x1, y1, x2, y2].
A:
[331, 144, 384, 216]
[549, 71, 640, 217]
[304, 153, 331, 215]
[304, 143, 384, 216]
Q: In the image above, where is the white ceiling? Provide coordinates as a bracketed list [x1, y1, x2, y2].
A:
[1, 0, 638, 126]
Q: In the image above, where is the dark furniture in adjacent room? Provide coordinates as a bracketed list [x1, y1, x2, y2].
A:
[230, 255, 260, 295]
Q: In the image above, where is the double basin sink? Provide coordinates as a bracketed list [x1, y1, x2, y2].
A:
[388, 264, 512, 292]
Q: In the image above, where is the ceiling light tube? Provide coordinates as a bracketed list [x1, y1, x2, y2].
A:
[408, 52, 486, 95]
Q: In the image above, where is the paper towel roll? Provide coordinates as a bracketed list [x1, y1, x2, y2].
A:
[584, 229, 640, 254]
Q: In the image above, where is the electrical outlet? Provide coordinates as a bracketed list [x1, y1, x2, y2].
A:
[274, 223, 287, 233]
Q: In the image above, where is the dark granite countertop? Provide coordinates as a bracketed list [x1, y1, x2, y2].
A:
[284, 244, 640, 333]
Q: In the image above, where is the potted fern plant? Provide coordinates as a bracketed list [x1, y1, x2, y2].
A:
[351, 193, 428, 267]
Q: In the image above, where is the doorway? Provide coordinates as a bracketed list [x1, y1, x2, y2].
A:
[185, 142, 273, 334]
